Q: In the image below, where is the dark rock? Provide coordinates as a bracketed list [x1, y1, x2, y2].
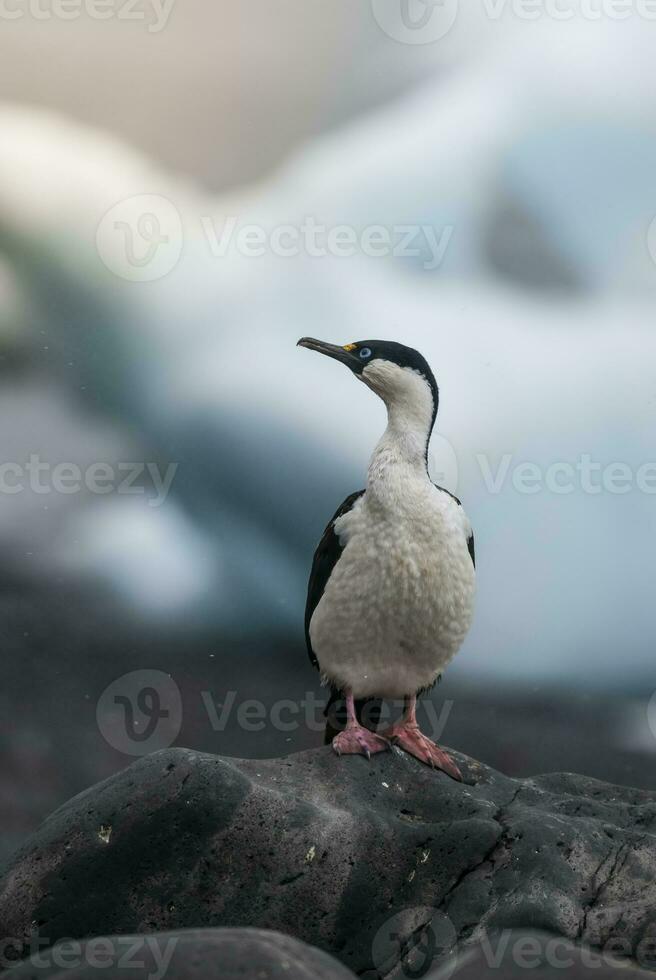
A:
[0, 747, 655, 978]
[1, 927, 353, 980]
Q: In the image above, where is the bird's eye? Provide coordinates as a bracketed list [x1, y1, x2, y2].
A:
[359, 347, 372, 360]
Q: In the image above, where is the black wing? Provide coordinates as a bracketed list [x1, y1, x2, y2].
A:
[467, 530, 475, 568]
[434, 484, 475, 569]
[304, 489, 365, 669]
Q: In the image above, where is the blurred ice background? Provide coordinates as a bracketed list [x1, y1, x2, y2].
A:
[0, 0, 655, 861]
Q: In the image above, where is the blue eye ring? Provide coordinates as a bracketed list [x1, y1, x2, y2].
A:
[359, 347, 372, 360]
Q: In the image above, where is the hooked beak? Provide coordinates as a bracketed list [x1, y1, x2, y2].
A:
[297, 337, 361, 372]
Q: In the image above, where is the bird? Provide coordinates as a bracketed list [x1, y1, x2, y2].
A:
[298, 337, 475, 779]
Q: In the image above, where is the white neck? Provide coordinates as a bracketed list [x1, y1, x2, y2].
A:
[362, 362, 435, 497]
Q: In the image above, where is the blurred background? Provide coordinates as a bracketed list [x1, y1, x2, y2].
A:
[1, 0, 655, 865]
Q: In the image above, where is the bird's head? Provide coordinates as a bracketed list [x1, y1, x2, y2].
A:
[297, 338, 439, 439]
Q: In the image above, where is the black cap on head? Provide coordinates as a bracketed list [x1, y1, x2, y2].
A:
[298, 337, 440, 462]
[298, 336, 437, 397]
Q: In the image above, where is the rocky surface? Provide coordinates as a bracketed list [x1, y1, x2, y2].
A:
[2, 589, 653, 871]
[0, 746, 655, 977]
[1, 927, 352, 980]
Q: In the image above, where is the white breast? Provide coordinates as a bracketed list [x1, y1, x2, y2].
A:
[309, 479, 476, 699]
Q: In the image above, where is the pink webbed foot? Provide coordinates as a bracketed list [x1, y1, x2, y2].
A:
[332, 725, 391, 760]
[384, 722, 462, 780]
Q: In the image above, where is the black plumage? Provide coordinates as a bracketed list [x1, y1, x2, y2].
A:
[304, 489, 364, 669]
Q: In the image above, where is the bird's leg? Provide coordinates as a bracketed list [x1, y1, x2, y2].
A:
[332, 690, 391, 760]
[382, 695, 462, 780]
